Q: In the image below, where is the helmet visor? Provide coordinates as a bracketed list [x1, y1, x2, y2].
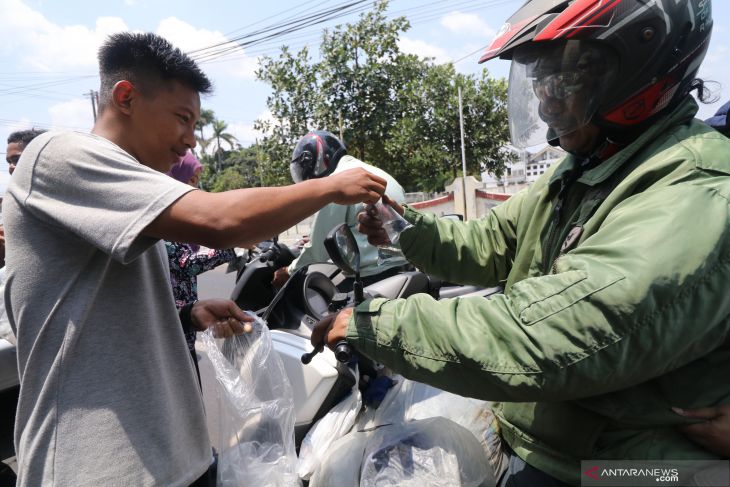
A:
[508, 41, 618, 148]
[290, 161, 306, 183]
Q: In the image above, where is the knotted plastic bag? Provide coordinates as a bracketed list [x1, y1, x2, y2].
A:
[297, 366, 361, 481]
[201, 314, 299, 487]
[360, 417, 494, 487]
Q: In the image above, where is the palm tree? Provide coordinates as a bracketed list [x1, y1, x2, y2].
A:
[206, 119, 238, 172]
[194, 109, 215, 157]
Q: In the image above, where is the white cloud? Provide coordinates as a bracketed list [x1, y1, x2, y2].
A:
[441, 11, 495, 39]
[0, 0, 128, 71]
[124, 0, 137, 5]
[226, 111, 274, 147]
[0, 3, 256, 80]
[48, 98, 94, 131]
[156, 17, 258, 80]
[398, 37, 450, 64]
[227, 122, 259, 146]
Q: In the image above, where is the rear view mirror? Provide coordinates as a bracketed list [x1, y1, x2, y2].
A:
[324, 224, 360, 277]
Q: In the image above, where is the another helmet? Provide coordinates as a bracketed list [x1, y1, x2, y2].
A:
[290, 131, 347, 183]
[480, 0, 713, 147]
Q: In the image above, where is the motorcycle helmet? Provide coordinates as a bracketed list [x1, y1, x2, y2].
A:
[479, 0, 713, 148]
[290, 131, 347, 183]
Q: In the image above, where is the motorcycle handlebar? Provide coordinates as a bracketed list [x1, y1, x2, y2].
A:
[333, 340, 352, 363]
[300, 340, 352, 364]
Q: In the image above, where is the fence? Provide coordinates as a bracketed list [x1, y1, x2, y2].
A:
[279, 178, 516, 244]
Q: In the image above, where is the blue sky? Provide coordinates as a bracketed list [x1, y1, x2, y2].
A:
[0, 0, 728, 194]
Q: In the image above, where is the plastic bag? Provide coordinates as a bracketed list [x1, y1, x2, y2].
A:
[366, 202, 413, 266]
[309, 429, 371, 487]
[359, 417, 494, 487]
[201, 313, 299, 487]
[297, 366, 362, 481]
[358, 377, 491, 448]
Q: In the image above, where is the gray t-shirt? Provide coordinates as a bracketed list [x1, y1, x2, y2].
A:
[4, 131, 210, 486]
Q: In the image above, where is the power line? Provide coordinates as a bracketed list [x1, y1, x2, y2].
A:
[189, 0, 372, 61]
[195, 0, 518, 65]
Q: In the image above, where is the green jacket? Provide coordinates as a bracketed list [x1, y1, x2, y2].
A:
[346, 98, 730, 485]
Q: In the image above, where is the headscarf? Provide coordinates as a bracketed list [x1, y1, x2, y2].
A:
[167, 152, 203, 184]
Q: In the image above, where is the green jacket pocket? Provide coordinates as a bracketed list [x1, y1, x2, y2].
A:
[510, 266, 624, 326]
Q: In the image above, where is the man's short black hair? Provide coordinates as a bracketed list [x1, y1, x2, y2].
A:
[7, 129, 46, 147]
[97, 32, 212, 111]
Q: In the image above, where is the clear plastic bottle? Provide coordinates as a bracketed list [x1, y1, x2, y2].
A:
[367, 202, 413, 265]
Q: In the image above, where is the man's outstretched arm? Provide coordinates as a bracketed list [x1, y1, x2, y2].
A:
[144, 168, 386, 249]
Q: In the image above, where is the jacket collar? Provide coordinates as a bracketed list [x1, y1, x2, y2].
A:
[548, 97, 700, 191]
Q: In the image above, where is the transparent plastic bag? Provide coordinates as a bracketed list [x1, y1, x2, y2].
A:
[358, 377, 491, 449]
[309, 430, 371, 487]
[297, 366, 362, 481]
[359, 417, 494, 487]
[366, 202, 413, 266]
[201, 313, 299, 487]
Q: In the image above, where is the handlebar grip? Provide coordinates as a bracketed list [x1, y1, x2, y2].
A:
[333, 340, 352, 364]
[301, 343, 324, 364]
[259, 248, 277, 262]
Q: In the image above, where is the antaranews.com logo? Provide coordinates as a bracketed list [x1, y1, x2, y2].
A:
[580, 460, 729, 486]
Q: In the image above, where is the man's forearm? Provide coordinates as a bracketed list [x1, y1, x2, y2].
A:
[145, 167, 386, 248]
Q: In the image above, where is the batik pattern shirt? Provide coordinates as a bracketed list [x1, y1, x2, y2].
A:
[166, 241, 236, 351]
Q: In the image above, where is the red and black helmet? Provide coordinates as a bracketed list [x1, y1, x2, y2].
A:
[290, 131, 347, 183]
[480, 0, 713, 146]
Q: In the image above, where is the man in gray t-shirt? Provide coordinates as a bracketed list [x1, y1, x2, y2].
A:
[3, 33, 386, 486]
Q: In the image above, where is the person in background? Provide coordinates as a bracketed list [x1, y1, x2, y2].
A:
[4, 32, 385, 487]
[1, 129, 46, 269]
[6, 129, 46, 176]
[165, 151, 237, 383]
[704, 100, 729, 136]
[276, 131, 408, 288]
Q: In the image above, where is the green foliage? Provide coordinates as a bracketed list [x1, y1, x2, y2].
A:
[197, 142, 291, 192]
[210, 166, 248, 192]
[195, 108, 216, 155]
[254, 0, 512, 192]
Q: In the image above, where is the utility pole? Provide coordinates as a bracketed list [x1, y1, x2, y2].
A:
[458, 86, 468, 220]
[338, 111, 344, 141]
[255, 138, 266, 187]
[86, 89, 98, 122]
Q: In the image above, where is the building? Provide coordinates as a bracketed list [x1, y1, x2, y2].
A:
[524, 145, 565, 182]
[482, 145, 565, 188]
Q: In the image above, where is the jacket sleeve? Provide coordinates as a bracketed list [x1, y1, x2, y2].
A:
[399, 189, 526, 287]
[347, 184, 730, 402]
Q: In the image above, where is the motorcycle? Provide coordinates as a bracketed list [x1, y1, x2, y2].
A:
[228, 224, 499, 446]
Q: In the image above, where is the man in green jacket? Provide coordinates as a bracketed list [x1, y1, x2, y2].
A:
[313, 1, 730, 485]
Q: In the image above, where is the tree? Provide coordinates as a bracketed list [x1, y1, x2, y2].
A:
[387, 66, 513, 191]
[210, 166, 249, 192]
[254, 0, 512, 192]
[195, 108, 215, 155]
[206, 119, 238, 172]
